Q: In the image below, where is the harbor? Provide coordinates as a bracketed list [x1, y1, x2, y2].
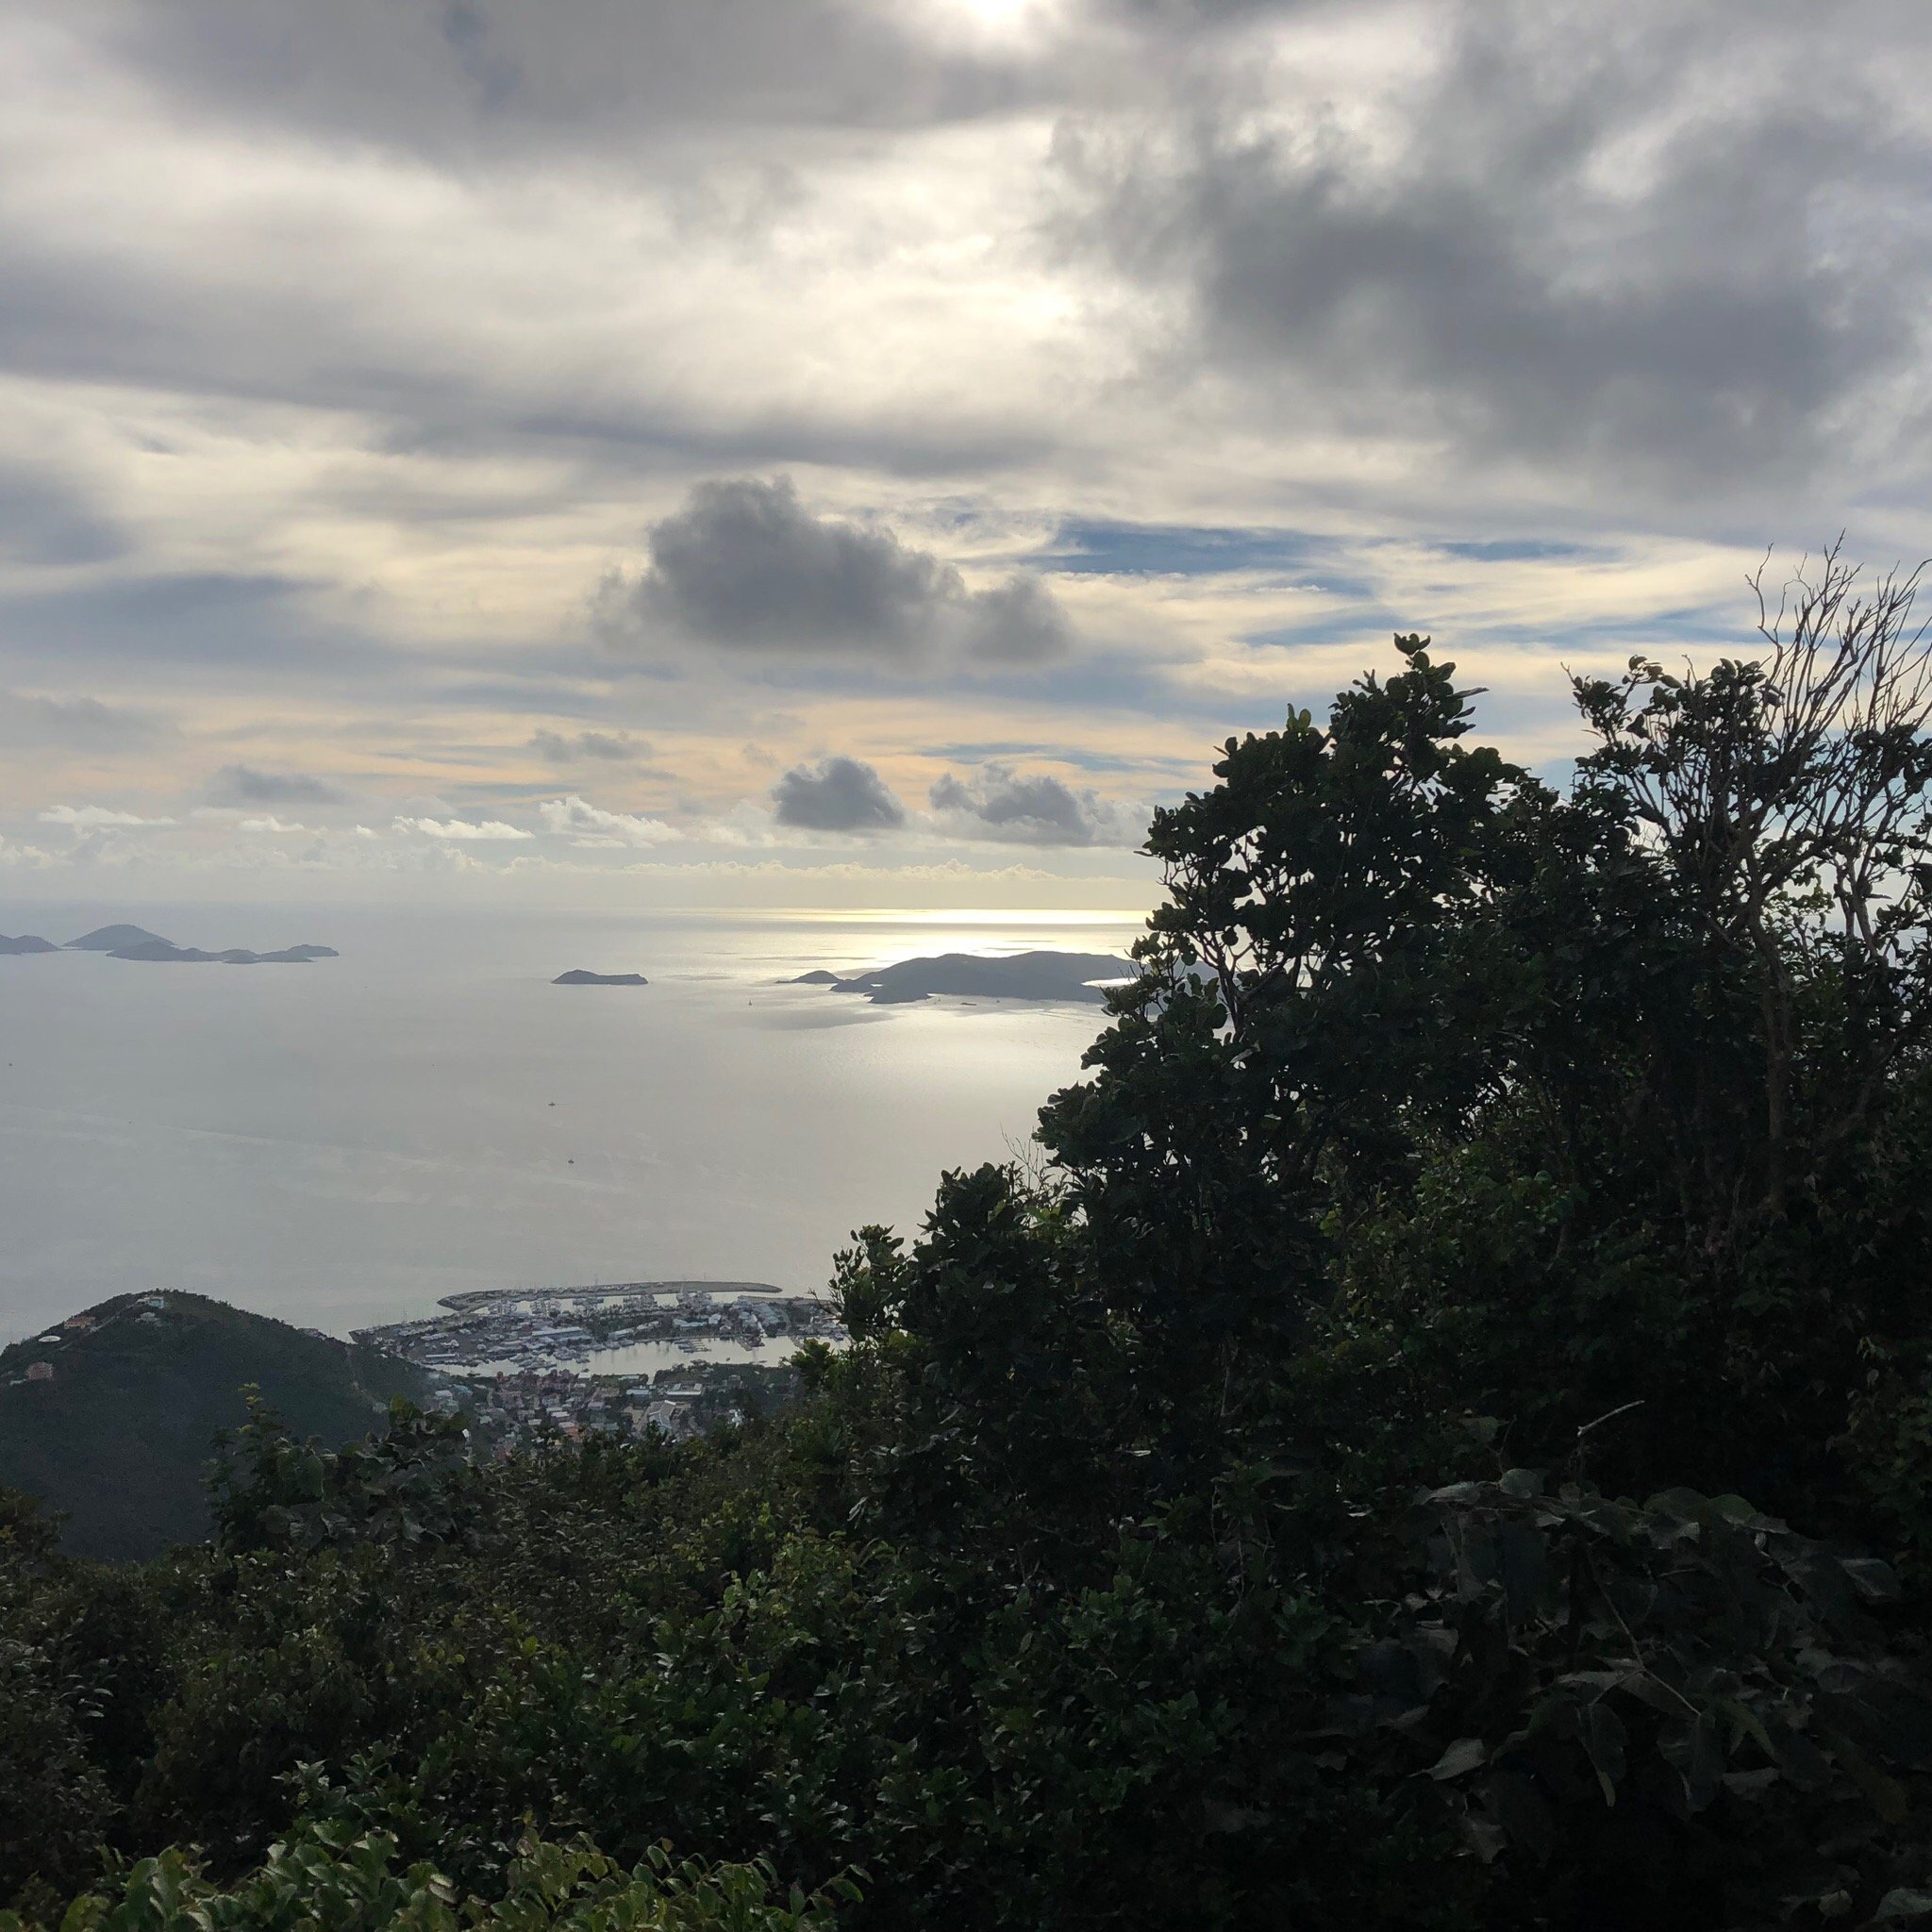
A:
[354, 1280, 847, 1376]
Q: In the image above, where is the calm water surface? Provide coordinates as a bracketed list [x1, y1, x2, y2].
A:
[0, 906, 1142, 1342]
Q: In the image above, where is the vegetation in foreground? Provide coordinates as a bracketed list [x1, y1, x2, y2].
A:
[7, 549, 1932, 1929]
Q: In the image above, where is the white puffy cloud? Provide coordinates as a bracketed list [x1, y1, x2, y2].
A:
[38, 803, 177, 828]
[537, 794, 677, 846]
[0, 834, 60, 867]
[391, 815, 533, 841]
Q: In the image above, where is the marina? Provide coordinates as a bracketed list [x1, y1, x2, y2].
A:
[356, 1280, 847, 1376]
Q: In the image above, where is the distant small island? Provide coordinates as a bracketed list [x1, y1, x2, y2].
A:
[790, 949, 1134, 1006]
[66, 924, 174, 952]
[110, 940, 339, 965]
[2, 923, 338, 964]
[553, 969, 649, 986]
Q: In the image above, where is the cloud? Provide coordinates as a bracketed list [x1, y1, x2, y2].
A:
[928, 763, 1142, 846]
[620, 476, 1070, 663]
[0, 691, 167, 750]
[0, 834, 60, 868]
[208, 763, 348, 806]
[236, 814, 307, 832]
[529, 728, 647, 763]
[38, 803, 176, 828]
[8, 0, 1932, 909]
[771, 755, 906, 832]
[537, 794, 676, 846]
[0, 461, 126, 568]
[391, 815, 532, 841]
[108, 0, 1040, 165]
[1056, 6, 1932, 517]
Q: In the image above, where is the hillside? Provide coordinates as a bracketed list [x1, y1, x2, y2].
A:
[0, 1291, 439, 1559]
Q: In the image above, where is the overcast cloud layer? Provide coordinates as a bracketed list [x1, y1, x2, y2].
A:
[3, 0, 1930, 908]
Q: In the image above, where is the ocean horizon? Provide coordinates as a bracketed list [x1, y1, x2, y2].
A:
[0, 903, 1144, 1346]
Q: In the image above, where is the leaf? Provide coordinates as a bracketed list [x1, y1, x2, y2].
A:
[1864, 1681, 1932, 1769]
[1497, 1522, 1550, 1625]
[1457, 1810, 1507, 1865]
[1578, 1700, 1626, 1807]
[1427, 1735, 1490, 1780]
[1201, 1798, 1269, 1835]
[1825, 1732, 1908, 1824]
[1718, 1696, 1776, 1761]
[1840, 1557, 1900, 1604]
[1453, 1523, 1499, 1601]
[1872, 1889, 1932, 1923]
[1483, 1770, 1555, 1864]
[1768, 1722, 1832, 1792]
[1659, 1712, 1725, 1813]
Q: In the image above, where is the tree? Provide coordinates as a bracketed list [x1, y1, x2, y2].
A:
[1041, 639, 1532, 1474]
[1572, 542, 1932, 1230]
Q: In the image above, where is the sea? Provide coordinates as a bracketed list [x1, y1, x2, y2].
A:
[0, 906, 1144, 1346]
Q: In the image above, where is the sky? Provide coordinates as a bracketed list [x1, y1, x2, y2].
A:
[3, 0, 1931, 912]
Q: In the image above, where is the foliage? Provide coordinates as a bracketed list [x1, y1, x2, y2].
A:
[0, 1828, 856, 1932]
[208, 1396, 484, 1555]
[1341, 1475, 1932, 1926]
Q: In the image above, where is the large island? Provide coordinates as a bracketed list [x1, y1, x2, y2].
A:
[791, 948, 1134, 1005]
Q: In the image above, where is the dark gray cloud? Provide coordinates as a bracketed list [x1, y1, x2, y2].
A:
[529, 728, 647, 762]
[958, 575, 1073, 664]
[929, 762, 1140, 846]
[104, 0, 1039, 163]
[624, 476, 1070, 663]
[207, 763, 347, 806]
[772, 755, 905, 832]
[1058, 2, 1932, 517]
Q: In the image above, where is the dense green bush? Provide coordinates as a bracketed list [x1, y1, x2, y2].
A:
[8, 555, 1932, 1928]
[0, 1830, 855, 1932]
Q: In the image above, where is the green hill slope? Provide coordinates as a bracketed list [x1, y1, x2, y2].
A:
[0, 1291, 440, 1559]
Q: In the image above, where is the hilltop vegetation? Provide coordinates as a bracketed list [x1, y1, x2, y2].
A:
[8, 554, 1932, 1929]
[0, 1293, 436, 1559]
